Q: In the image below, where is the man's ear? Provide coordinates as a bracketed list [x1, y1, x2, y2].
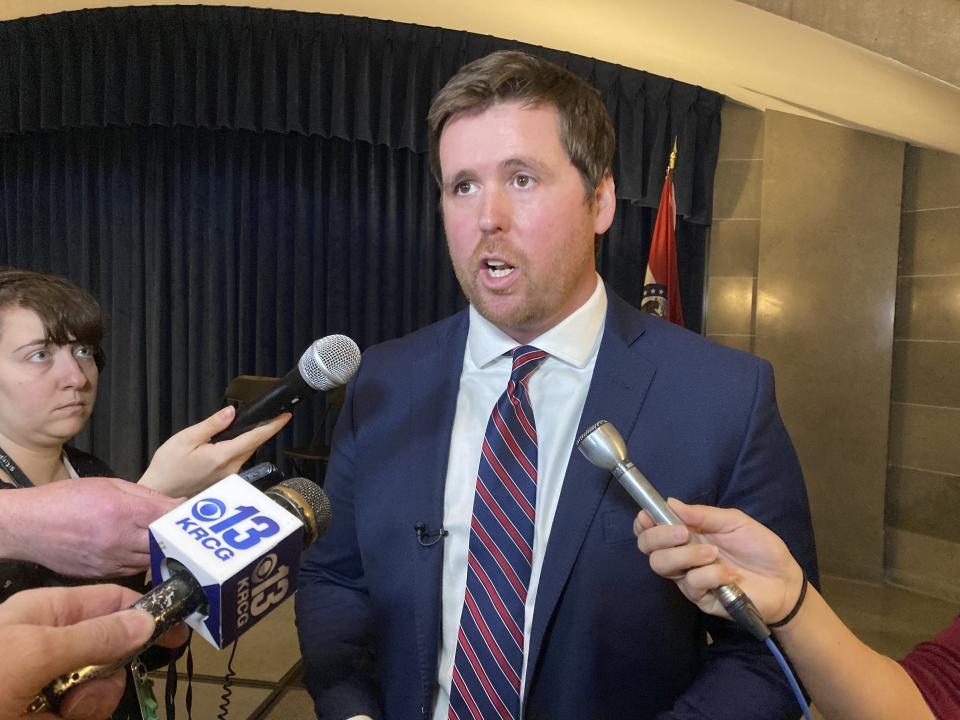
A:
[593, 170, 616, 235]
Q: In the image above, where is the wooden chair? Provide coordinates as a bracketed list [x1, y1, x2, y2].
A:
[284, 384, 346, 485]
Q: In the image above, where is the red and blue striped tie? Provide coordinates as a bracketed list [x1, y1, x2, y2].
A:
[448, 345, 548, 720]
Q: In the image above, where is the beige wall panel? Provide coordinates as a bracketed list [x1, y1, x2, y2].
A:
[712, 159, 762, 219]
[705, 276, 755, 335]
[755, 111, 904, 581]
[899, 207, 960, 277]
[707, 219, 760, 277]
[902, 146, 960, 211]
[888, 402, 960, 476]
[893, 275, 960, 342]
[891, 339, 960, 407]
[886, 527, 960, 604]
[737, 0, 960, 89]
[718, 102, 764, 159]
[706, 334, 754, 354]
[886, 465, 960, 543]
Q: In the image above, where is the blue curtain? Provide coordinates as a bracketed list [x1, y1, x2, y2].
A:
[0, 7, 722, 478]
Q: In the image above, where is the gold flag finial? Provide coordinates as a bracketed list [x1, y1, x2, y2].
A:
[667, 136, 678, 175]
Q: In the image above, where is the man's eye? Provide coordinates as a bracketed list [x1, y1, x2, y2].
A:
[28, 350, 49, 362]
[514, 174, 534, 188]
[74, 346, 93, 359]
[454, 181, 475, 195]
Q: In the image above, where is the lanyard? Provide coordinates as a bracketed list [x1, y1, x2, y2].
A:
[0, 445, 33, 488]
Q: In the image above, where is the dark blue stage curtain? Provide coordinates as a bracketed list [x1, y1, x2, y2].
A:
[0, 7, 722, 478]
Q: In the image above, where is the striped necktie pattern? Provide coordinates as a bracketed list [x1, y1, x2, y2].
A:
[447, 345, 548, 720]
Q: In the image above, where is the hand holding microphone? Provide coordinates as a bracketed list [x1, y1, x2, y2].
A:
[213, 334, 361, 442]
[30, 474, 332, 714]
[4, 584, 188, 720]
[139, 406, 292, 497]
[577, 420, 771, 641]
[633, 499, 808, 629]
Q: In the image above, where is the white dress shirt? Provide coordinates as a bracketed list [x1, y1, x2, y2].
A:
[431, 276, 607, 719]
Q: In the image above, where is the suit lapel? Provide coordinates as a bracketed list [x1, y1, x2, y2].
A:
[525, 292, 656, 693]
[407, 312, 469, 716]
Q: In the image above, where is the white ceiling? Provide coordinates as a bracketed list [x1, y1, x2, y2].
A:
[4, 0, 959, 154]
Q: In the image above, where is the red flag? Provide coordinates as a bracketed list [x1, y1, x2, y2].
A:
[640, 169, 684, 326]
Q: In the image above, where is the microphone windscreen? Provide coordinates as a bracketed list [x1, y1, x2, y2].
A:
[265, 477, 332, 545]
[299, 335, 361, 390]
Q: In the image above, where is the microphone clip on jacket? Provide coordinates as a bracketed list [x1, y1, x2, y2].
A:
[414, 521, 448, 547]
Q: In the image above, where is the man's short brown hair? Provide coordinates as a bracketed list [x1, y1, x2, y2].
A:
[427, 50, 616, 198]
[0, 268, 103, 351]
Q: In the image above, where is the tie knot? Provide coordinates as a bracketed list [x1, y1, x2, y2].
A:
[510, 345, 547, 385]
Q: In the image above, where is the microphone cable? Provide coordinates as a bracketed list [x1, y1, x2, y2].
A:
[217, 639, 240, 720]
[765, 637, 813, 720]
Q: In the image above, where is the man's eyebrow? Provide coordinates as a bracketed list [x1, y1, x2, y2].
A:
[500, 156, 545, 172]
[446, 169, 474, 189]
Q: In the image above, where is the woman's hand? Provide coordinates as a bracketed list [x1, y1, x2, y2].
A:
[633, 499, 805, 625]
[138, 406, 291, 497]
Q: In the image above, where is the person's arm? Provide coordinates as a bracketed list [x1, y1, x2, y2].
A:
[138, 405, 290, 497]
[294, 381, 382, 720]
[0, 477, 181, 577]
[0, 583, 188, 720]
[635, 500, 936, 720]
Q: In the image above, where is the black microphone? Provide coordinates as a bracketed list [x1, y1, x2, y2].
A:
[414, 521, 448, 547]
[29, 476, 332, 714]
[238, 461, 285, 492]
[213, 335, 361, 442]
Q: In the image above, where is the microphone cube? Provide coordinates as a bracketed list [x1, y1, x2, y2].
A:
[148, 474, 304, 648]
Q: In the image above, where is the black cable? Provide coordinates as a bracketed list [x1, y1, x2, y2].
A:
[216, 639, 240, 720]
[185, 638, 195, 720]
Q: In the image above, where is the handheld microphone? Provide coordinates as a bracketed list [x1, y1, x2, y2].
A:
[29, 475, 331, 714]
[213, 334, 361, 442]
[576, 420, 770, 641]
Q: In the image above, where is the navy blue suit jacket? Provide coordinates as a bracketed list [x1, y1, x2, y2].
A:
[296, 289, 818, 719]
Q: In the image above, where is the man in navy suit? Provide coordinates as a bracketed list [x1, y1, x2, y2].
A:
[296, 50, 818, 720]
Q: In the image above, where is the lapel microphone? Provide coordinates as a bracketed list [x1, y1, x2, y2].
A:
[414, 521, 448, 547]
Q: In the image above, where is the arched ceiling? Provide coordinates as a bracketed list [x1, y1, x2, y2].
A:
[3, 0, 959, 154]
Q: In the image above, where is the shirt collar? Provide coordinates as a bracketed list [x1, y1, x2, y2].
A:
[467, 275, 607, 370]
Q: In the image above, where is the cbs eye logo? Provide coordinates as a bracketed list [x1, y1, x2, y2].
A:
[250, 552, 290, 617]
[190, 498, 279, 551]
[192, 499, 227, 522]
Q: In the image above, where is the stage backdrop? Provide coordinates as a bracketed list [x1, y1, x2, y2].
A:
[0, 7, 723, 478]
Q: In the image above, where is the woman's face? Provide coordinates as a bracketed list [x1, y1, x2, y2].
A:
[0, 305, 99, 449]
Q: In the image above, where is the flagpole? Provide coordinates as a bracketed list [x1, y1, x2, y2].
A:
[667, 136, 678, 175]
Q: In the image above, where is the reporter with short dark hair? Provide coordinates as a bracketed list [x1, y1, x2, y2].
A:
[0, 267, 289, 719]
[0, 267, 289, 594]
[634, 500, 958, 720]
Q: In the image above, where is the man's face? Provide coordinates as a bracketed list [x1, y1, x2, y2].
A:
[438, 101, 615, 343]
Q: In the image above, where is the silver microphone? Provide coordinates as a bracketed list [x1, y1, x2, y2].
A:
[577, 420, 770, 641]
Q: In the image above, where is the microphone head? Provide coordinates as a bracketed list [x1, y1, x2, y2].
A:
[298, 335, 361, 391]
[265, 477, 332, 547]
[576, 419, 628, 471]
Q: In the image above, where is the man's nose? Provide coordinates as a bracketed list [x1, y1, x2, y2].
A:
[478, 187, 511, 235]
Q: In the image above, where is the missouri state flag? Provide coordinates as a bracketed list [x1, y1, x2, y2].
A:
[640, 169, 684, 326]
